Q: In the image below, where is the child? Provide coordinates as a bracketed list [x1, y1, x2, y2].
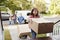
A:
[17, 13, 25, 24]
[13, 14, 16, 24]
[9, 16, 12, 25]
[29, 8, 40, 38]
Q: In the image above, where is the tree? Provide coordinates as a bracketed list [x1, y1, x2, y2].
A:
[0, 0, 5, 3]
[32, 0, 46, 12]
[48, 0, 60, 14]
[18, 0, 32, 10]
[4, 0, 22, 13]
[0, 0, 6, 6]
[0, 0, 32, 14]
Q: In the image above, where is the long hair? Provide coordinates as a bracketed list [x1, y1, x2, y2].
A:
[31, 8, 39, 17]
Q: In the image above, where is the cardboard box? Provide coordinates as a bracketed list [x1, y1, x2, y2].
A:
[17, 24, 31, 36]
[29, 18, 54, 34]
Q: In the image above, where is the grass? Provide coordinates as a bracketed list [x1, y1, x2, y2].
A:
[42, 13, 60, 17]
[42, 14, 53, 16]
[4, 29, 11, 40]
[36, 34, 47, 38]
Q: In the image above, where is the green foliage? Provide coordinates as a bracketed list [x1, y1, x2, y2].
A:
[0, 0, 5, 6]
[0, 0, 46, 14]
[0, 0, 5, 3]
[0, 0, 32, 14]
[48, 0, 60, 14]
[0, 7, 7, 11]
[18, 0, 32, 10]
[33, 0, 46, 12]
[4, 0, 22, 10]
[40, 11, 47, 14]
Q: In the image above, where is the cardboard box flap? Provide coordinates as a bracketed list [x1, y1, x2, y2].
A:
[31, 18, 55, 23]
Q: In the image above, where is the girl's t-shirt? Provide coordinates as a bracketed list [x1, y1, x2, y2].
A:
[29, 15, 40, 24]
[29, 15, 40, 18]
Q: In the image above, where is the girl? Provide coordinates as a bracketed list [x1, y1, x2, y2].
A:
[29, 8, 40, 38]
[12, 14, 16, 24]
[9, 16, 12, 25]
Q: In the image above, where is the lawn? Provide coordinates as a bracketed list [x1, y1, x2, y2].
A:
[4, 29, 11, 40]
[4, 29, 47, 40]
[37, 34, 47, 38]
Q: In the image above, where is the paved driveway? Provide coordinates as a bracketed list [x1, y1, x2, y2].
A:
[3, 16, 60, 40]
